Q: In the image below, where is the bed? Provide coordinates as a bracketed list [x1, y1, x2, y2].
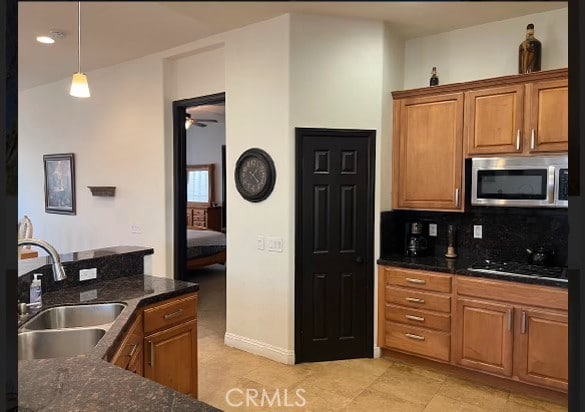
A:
[186, 227, 226, 270]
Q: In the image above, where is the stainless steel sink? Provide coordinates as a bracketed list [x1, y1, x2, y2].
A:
[21, 303, 126, 331]
[18, 328, 106, 360]
[18, 302, 126, 360]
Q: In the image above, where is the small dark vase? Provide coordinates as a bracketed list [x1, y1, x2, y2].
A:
[519, 23, 542, 74]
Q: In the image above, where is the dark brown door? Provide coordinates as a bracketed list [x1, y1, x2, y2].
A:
[295, 128, 375, 363]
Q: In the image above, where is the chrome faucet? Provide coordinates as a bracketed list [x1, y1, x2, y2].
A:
[18, 238, 67, 281]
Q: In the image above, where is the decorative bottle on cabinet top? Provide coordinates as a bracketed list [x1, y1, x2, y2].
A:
[429, 67, 439, 86]
[519, 23, 542, 74]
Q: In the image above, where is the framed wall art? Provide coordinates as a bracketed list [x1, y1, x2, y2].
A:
[43, 153, 76, 215]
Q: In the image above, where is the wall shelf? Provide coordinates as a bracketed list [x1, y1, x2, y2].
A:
[88, 186, 116, 197]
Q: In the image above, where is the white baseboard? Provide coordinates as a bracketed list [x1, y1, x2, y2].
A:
[224, 332, 295, 365]
[373, 346, 382, 359]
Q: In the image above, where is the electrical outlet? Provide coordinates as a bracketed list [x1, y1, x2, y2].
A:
[429, 223, 437, 237]
[257, 236, 265, 250]
[80, 268, 97, 281]
[267, 236, 283, 252]
[131, 224, 142, 234]
[473, 225, 483, 239]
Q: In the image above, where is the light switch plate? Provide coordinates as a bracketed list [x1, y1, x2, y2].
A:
[267, 236, 283, 252]
[80, 268, 97, 281]
[429, 224, 437, 237]
[473, 225, 483, 239]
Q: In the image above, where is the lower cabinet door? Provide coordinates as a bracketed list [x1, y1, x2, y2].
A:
[454, 298, 514, 376]
[515, 308, 568, 391]
[144, 320, 198, 397]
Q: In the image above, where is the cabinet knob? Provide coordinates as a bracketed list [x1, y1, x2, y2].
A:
[355, 256, 364, 264]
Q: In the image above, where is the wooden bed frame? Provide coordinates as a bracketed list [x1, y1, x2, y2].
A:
[186, 225, 226, 271]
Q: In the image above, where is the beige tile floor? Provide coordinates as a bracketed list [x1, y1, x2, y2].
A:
[187, 266, 567, 412]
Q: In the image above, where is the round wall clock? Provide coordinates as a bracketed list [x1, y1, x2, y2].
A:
[235, 148, 276, 202]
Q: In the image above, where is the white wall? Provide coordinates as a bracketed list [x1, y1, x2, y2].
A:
[223, 14, 293, 359]
[18, 55, 168, 274]
[403, 7, 568, 89]
[186, 116, 225, 204]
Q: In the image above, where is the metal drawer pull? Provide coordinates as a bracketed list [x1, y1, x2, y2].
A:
[531, 129, 536, 150]
[163, 309, 184, 320]
[455, 188, 460, 208]
[516, 129, 521, 151]
[406, 278, 426, 285]
[149, 341, 155, 367]
[127, 343, 138, 358]
[405, 333, 425, 341]
[507, 309, 512, 332]
[405, 314, 425, 322]
[405, 297, 425, 304]
[521, 311, 527, 334]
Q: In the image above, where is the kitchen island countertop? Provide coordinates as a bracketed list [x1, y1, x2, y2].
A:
[18, 274, 219, 412]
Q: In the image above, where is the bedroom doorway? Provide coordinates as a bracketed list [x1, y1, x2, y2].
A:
[172, 92, 226, 282]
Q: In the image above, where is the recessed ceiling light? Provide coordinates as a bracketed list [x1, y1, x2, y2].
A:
[36, 36, 55, 44]
[36, 31, 65, 44]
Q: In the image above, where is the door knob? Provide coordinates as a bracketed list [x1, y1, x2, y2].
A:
[355, 256, 364, 264]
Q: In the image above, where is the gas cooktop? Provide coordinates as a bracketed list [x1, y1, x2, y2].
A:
[467, 260, 568, 283]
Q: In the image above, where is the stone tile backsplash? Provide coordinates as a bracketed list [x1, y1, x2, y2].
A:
[381, 208, 568, 266]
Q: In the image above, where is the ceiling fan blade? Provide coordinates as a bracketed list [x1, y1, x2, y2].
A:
[195, 123, 207, 127]
[196, 119, 218, 123]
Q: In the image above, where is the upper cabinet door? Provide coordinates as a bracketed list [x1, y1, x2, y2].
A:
[394, 93, 464, 211]
[526, 79, 568, 153]
[465, 85, 524, 156]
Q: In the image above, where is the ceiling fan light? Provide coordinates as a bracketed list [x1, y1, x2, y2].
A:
[70, 72, 91, 98]
[185, 114, 193, 130]
[36, 36, 55, 44]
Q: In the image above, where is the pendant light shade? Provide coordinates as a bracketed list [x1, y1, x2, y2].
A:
[70, 1, 90, 98]
[70, 73, 90, 98]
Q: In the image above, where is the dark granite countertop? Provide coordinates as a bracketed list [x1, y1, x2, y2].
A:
[378, 254, 568, 289]
[18, 274, 219, 412]
[18, 245, 154, 277]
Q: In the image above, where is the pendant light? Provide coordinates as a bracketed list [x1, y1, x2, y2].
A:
[69, 1, 90, 98]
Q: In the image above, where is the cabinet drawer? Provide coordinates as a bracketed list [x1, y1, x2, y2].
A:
[192, 209, 206, 217]
[144, 294, 197, 334]
[384, 303, 451, 332]
[384, 321, 450, 362]
[112, 314, 143, 370]
[385, 286, 451, 313]
[384, 267, 451, 293]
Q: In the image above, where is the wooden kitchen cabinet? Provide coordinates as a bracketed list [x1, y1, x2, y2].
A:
[525, 79, 568, 153]
[143, 293, 198, 397]
[379, 265, 568, 394]
[145, 319, 198, 396]
[111, 314, 144, 375]
[465, 85, 525, 155]
[454, 297, 514, 377]
[393, 93, 464, 212]
[514, 308, 568, 391]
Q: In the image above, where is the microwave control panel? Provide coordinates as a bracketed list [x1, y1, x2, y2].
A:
[558, 168, 569, 201]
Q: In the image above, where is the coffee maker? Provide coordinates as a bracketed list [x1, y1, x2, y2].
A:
[405, 222, 428, 257]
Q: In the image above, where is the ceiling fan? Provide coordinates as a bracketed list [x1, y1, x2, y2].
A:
[185, 114, 218, 130]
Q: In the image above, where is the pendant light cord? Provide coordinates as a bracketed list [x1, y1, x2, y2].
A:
[77, 1, 81, 73]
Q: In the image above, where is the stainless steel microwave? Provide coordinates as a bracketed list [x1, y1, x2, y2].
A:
[471, 156, 568, 208]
